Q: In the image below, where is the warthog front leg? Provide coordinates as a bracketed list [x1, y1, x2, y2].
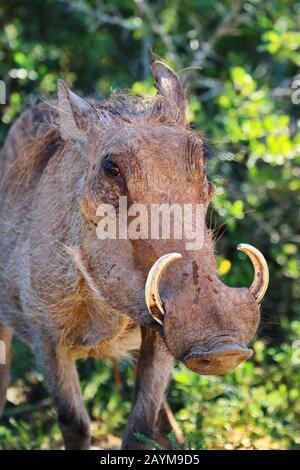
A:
[34, 340, 90, 450]
[0, 324, 13, 418]
[122, 327, 174, 450]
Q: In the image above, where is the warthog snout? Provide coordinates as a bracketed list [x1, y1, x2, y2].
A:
[182, 342, 253, 375]
[145, 244, 269, 376]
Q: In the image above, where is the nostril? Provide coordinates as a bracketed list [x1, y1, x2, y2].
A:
[198, 358, 210, 365]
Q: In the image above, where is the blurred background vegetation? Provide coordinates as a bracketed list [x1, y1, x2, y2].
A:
[0, 0, 300, 450]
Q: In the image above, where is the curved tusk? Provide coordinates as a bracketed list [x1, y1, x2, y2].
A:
[145, 253, 182, 325]
[237, 243, 269, 303]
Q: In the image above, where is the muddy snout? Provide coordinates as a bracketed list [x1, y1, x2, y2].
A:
[182, 342, 252, 375]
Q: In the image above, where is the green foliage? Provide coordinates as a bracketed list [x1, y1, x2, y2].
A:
[0, 0, 300, 450]
[134, 433, 164, 450]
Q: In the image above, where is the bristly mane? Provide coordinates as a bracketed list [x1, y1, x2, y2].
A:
[2, 91, 189, 191]
[91, 93, 186, 126]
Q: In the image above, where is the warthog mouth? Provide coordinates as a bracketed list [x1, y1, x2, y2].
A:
[182, 343, 253, 375]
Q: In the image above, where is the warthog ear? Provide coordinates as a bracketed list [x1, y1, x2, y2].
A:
[57, 80, 92, 140]
[152, 61, 186, 124]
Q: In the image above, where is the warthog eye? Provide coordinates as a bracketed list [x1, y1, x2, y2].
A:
[102, 159, 120, 178]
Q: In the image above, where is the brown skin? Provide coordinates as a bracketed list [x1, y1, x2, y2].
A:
[0, 62, 260, 450]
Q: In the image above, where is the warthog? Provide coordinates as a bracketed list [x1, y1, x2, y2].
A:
[0, 61, 268, 449]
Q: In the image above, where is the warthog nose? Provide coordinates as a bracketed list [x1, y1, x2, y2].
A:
[182, 343, 253, 376]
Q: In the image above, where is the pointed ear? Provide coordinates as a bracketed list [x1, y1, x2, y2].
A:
[57, 80, 92, 140]
[152, 61, 186, 124]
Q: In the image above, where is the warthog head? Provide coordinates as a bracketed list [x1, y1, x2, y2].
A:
[57, 61, 268, 375]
